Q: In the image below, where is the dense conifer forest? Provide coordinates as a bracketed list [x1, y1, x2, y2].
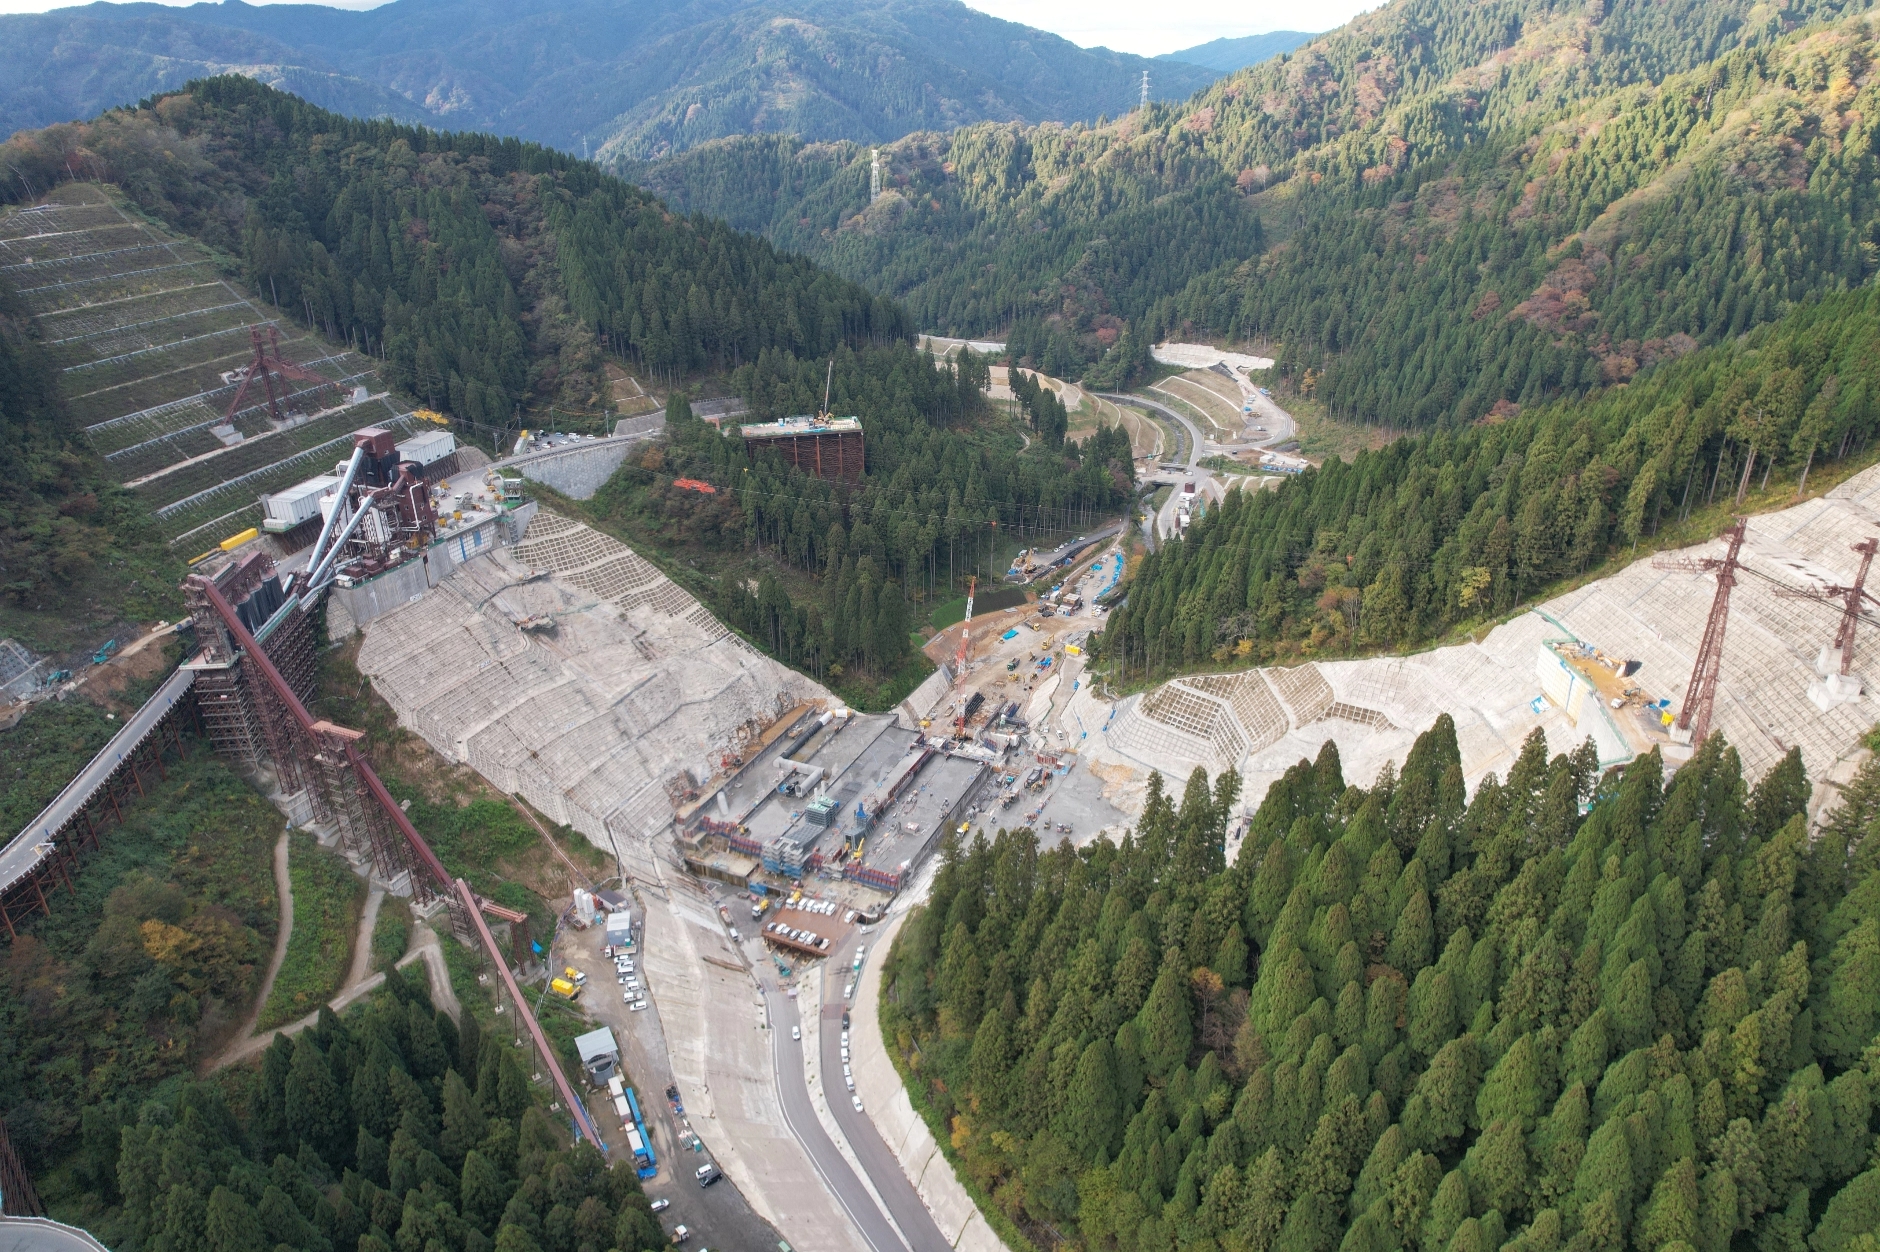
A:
[635, 0, 1880, 412]
[1101, 278, 1880, 677]
[881, 722, 1880, 1252]
[581, 347, 1135, 696]
[90, 974, 670, 1252]
[0, 77, 908, 426]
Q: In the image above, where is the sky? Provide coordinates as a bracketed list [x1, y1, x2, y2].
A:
[0, 0, 1376, 56]
[962, 0, 1371, 56]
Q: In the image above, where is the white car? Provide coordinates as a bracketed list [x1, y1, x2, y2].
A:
[852, 1095, 864, 1112]
[846, 1074, 855, 1091]
[791, 1026, 801, 1041]
[629, 999, 649, 1012]
[625, 979, 642, 992]
[650, 1199, 670, 1213]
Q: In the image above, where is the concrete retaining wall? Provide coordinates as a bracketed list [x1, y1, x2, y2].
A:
[505, 415, 664, 499]
[328, 501, 536, 634]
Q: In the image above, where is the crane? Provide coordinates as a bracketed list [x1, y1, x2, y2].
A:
[952, 576, 976, 736]
[955, 575, 976, 677]
[226, 325, 332, 424]
[1653, 518, 1748, 746]
[1773, 536, 1879, 676]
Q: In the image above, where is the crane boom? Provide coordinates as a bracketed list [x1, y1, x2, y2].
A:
[955, 576, 976, 677]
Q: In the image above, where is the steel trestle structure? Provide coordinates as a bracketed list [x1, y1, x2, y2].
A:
[183, 565, 601, 1146]
[0, 667, 194, 939]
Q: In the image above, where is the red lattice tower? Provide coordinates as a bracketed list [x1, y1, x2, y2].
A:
[1774, 536, 1879, 677]
[1654, 517, 1748, 746]
[226, 325, 332, 423]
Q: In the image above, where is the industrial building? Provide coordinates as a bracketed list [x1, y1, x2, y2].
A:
[740, 416, 864, 483]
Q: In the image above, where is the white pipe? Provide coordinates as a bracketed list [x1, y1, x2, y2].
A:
[301, 445, 365, 581]
[305, 494, 380, 591]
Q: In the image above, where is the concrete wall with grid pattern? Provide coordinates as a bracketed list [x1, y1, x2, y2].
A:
[357, 510, 825, 851]
[1093, 463, 1880, 816]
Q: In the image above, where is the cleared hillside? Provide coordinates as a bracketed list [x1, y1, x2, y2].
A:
[0, 182, 415, 551]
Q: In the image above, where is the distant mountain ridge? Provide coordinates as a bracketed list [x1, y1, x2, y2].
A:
[1156, 30, 1317, 72]
[0, 0, 1219, 156]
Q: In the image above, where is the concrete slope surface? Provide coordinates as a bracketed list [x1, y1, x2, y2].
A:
[1085, 461, 1880, 839]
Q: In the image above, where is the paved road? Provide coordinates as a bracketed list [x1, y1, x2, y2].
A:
[1022, 520, 1125, 575]
[815, 943, 956, 1252]
[1099, 392, 1215, 540]
[566, 916, 787, 1252]
[1101, 391, 1202, 468]
[763, 973, 916, 1252]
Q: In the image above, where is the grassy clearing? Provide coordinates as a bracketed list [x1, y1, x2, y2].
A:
[370, 897, 411, 972]
[1264, 389, 1404, 461]
[257, 831, 363, 1030]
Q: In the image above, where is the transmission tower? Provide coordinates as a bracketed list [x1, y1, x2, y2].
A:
[1653, 517, 1748, 745]
[870, 148, 882, 202]
[1140, 70, 1151, 111]
[1774, 535, 1879, 676]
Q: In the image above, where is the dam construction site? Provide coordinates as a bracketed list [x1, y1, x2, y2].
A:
[1081, 461, 1880, 842]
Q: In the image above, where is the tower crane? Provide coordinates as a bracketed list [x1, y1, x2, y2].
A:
[952, 577, 976, 735]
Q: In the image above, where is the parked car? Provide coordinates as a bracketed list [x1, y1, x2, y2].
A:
[630, 999, 649, 1012]
[791, 1026, 800, 1041]
[851, 1095, 864, 1112]
[696, 1163, 721, 1187]
[650, 1199, 670, 1213]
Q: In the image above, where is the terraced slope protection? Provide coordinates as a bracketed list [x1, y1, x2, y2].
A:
[357, 510, 825, 863]
[1091, 458, 1880, 830]
[0, 182, 414, 550]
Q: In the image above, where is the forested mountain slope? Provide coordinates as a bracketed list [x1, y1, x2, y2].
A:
[882, 722, 1880, 1252]
[0, 79, 1132, 705]
[1101, 282, 1880, 675]
[0, 9, 430, 138]
[0, 270, 182, 646]
[0, 0, 1214, 159]
[0, 76, 905, 427]
[636, 0, 1879, 403]
[1157, 33, 1320, 74]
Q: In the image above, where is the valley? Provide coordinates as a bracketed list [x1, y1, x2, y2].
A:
[0, 3, 1878, 1252]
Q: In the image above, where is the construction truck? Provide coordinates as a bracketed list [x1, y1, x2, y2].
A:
[549, 977, 581, 1000]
